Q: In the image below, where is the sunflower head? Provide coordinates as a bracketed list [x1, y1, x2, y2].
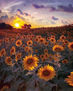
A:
[5, 56, 12, 66]
[0, 48, 6, 57]
[68, 42, 73, 51]
[37, 65, 56, 81]
[23, 55, 39, 70]
[52, 45, 64, 52]
[65, 71, 73, 86]
[15, 53, 22, 62]
[16, 39, 22, 47]
[10, 46, 16, 55]
[27, 40, 33, 46]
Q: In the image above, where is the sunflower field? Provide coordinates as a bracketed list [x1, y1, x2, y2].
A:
[0, 28, 73, 91]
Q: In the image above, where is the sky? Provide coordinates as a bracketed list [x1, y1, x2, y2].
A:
[0, 0, 73, 28]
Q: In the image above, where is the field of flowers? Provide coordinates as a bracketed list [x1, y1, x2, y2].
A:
[0, 29, 73, 91]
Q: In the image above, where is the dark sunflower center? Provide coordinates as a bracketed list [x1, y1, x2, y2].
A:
[27, 58, 33, 64]
[11, 49, 14, 52]
[55, 48, 61, 51]
[70, 44, 73, 49]
[42, 70, 50, 76]
[17, 42, 20, 45]
[8, 58, 11, 62]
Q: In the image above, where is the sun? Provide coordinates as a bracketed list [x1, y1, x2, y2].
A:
[14, 23, 20, 28]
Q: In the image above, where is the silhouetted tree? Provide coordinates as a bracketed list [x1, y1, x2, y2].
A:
[0, 23, 13, 29]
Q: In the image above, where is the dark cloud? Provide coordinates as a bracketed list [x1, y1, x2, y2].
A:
[17, 9, 24, 15]
[52, 16, 59, 20]
[0, 15, 8, 20]
[17, 9, 31, 16]
[32, 4, 46, 9]
[24, 12, 31, 16]
[33, 3, 73, 13]
[58, 4, 73, 12]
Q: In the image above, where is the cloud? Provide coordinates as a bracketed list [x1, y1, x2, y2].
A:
[17, 9, 31, 16]
[51, 21, 56, 24]
[33, 3, 73, 13]
[61, 20, 69, 25]
[32, 4, 47, 9]
[52, 16, 59, 20]
[17, 9, 24, 15]
[0, 15, 8, 20]
[58, 4, 73, 13]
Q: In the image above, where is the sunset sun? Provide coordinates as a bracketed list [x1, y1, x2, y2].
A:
[14, 23, 20, 28]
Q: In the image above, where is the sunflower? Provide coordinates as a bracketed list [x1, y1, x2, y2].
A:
[24, 46, 33, 53]
[0, 85, 9, 91]
[0, 48, 6, 57]
[37, 65, 56, 81]
[39, 38, 45, 44]
[16, 39, 22, 47]
[52, 45, 64, 52]
[5, 38, 9, 43]
[60, 35, 66, 40]
[10, 46, 16, 55]
[22, 44, 25, 48]
[15, 52, 22, 62]
[44, 41, 49, 46]
[50, 38, 56, 44]
[44, 49, 48, 53]
[62, 59, 68, 64]
[68, 42, 73, 51]
[5, 56, 12, 66]
[23, 55, 39, 70]
[27, 40, 33, 46]
[44, 53, 49, 60]
[65, 72, 73, 86]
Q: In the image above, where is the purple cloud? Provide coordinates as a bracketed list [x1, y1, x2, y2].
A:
[0, 15, 8, 20]
[52, 16, 59, 20]
[17, 9, 24, 15]
[58, 4, 73, 12]
[33, 3, 73, 13]
[24, 12, 31, 16]
[17, 9, 31, 16]
[33, 4, 47, 9]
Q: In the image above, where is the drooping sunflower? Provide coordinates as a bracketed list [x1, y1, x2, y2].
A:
[5, 56, 12, 66]
[65, 72, 73, 86]
[37, 65, 56, 81]
[10, 46, 16, 55]
[16, 39, 22, 47]
[23, 55, 39, 70]
[68, 42, 73, 51]
[52, 45, 64, 52]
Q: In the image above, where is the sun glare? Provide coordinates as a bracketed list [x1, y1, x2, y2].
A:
[15, 23, 20, 28]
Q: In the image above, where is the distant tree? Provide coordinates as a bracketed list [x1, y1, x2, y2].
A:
[22, 24, 31, 29]
[0, 23, 13, 29]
